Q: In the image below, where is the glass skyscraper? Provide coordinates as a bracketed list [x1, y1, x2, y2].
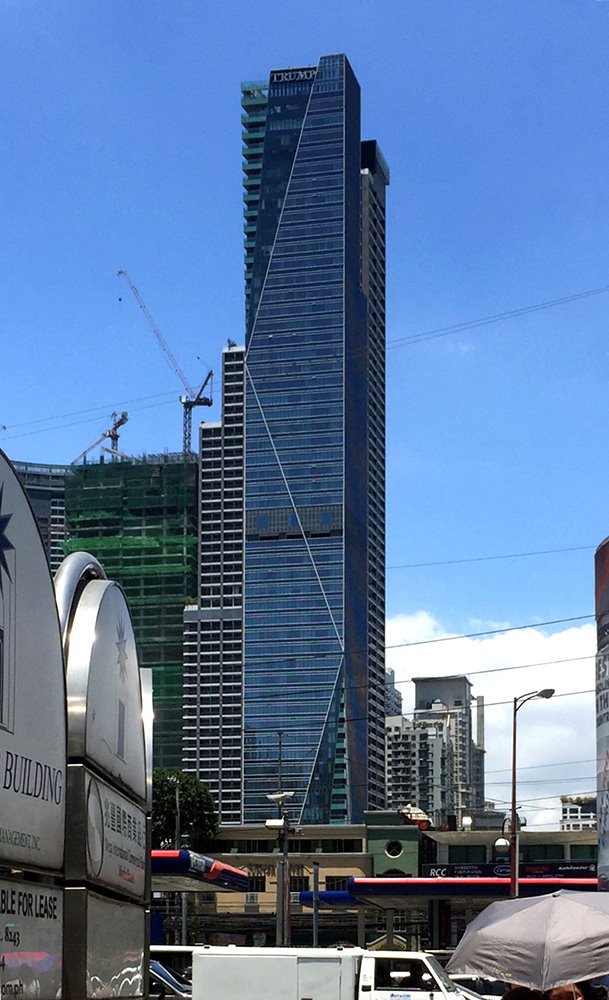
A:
[183, 54, 388, 824]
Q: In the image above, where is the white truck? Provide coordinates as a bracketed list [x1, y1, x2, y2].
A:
[191, 945, 467, 1000]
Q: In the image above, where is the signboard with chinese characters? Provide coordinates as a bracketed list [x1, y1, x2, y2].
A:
[63, 578, 146, 804]
[65, 766, 147, 901]
[0, 451, 66, 871]
[0, 876, 63, 999]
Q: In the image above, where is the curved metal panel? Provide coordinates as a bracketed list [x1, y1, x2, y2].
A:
[65, 578, 147, 803]
[54, 551, 106, 652]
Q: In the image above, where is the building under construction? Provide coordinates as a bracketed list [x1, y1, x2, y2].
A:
[64, 454, 198, 769]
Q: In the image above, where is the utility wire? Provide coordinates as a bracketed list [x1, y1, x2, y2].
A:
[236, 633, 595, 676]
[387, 282, 609, 349]
[486, 757, 594, 775]
[389, 544, 595, 570]
[6, 283, 609, 442]
[387, 614, 593, 648]
[1, 395, 176, 443]
[0, 390, 177, 432]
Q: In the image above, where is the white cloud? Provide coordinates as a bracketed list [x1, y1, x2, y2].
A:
[386, 612, 597, 830]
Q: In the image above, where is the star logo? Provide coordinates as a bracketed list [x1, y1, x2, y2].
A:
[116, 617, 128, 684]
[0, 484, 15, 594]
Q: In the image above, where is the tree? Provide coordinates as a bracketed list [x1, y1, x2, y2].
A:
[152, 768, 217, 850]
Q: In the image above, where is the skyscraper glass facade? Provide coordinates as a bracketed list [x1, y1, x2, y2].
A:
[241, 54, 388, 823]
[184, 54, 387, 825]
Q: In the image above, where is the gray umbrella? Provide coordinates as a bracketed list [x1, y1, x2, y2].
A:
[446, 890, 609, 991]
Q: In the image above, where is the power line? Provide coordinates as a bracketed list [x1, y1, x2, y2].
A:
[1, 396, 177, 444]
[389, 544, 595, 570]
[0, 390, 177, 432]
[387, 282, 609, 349]
[486, 757, 594, 775]
[6, 283, 608, 442]
[486, 775, 595, 788]
[387, 614, 593, 649]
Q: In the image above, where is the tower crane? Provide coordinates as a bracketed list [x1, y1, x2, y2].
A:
[71, 412, 129, 465]
[117, 270, 213, 454]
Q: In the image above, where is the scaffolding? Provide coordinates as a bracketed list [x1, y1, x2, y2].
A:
[64, 456, 198, 768]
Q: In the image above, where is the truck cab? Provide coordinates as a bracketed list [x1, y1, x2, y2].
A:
[359, 952, 462, 1000]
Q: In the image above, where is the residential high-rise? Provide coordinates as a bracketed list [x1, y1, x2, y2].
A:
[385, 714, 454, 824]
[413, 676, 485, 822]
[183, 345, 245, 822]
[386, 677, 486, 826]
[183, 54, 388, 824]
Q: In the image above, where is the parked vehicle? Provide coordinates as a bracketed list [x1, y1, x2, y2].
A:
[149, 958, 192, 998]
[191, 945, 470, 1000]
[150, 946, 195, 981]
[449, 975, 508, 1000]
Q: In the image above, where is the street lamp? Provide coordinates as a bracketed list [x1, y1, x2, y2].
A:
[266, 790, 294, 947]
[167, 775, 188, 945]
[510, 688, 554, 897]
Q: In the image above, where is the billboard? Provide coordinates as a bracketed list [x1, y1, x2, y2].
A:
[0, 877, 63, 999]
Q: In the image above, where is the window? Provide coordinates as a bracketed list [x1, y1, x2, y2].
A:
[248, 876, 266, 892]
[290, 875, 310, 892]
[385, 841, 403, 859]
[325, 876, 349, 892]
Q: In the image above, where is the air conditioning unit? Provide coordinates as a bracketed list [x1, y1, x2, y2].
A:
[245, 892, 258, 904]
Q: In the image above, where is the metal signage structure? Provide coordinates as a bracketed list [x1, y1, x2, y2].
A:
[596, 536, 609, 890]
[0, 450, 67, 872]
[61, 575, 147, 804]
[0, 458, 150, 998]
[65, 767, 147, 901]
[56, 550, 150, 998]
[63, 889, 145, 999]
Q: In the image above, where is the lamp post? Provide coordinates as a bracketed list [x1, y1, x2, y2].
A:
[266, 790, 294, 947]
[510, 688, 554, 897]
[167, 775, 187, 945]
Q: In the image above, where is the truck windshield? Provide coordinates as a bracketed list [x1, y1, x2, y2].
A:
[424, 956, 459, 992]
[374, 957, 458, 993]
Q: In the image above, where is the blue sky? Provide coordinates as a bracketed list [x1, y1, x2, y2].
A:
[2, 0, 608, 823]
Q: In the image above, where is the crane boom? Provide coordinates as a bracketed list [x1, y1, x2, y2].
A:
[117, 270, 195, 397]
[71, 412, 128, 465]
[117, 269, 213, 454]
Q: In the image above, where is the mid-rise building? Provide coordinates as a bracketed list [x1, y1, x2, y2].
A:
[385, 714, 454, 824]
[386, 676, 485, 826]
[385, 668, 403, 718]
[413, 676, 485, 821]
[561, 796, 596, 831]
[183, 54, 388, 825]
[15, 461, 68, 574]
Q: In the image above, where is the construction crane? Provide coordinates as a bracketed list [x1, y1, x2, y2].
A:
[71, 412, 129, 465]
[117, 269, 213, 454]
